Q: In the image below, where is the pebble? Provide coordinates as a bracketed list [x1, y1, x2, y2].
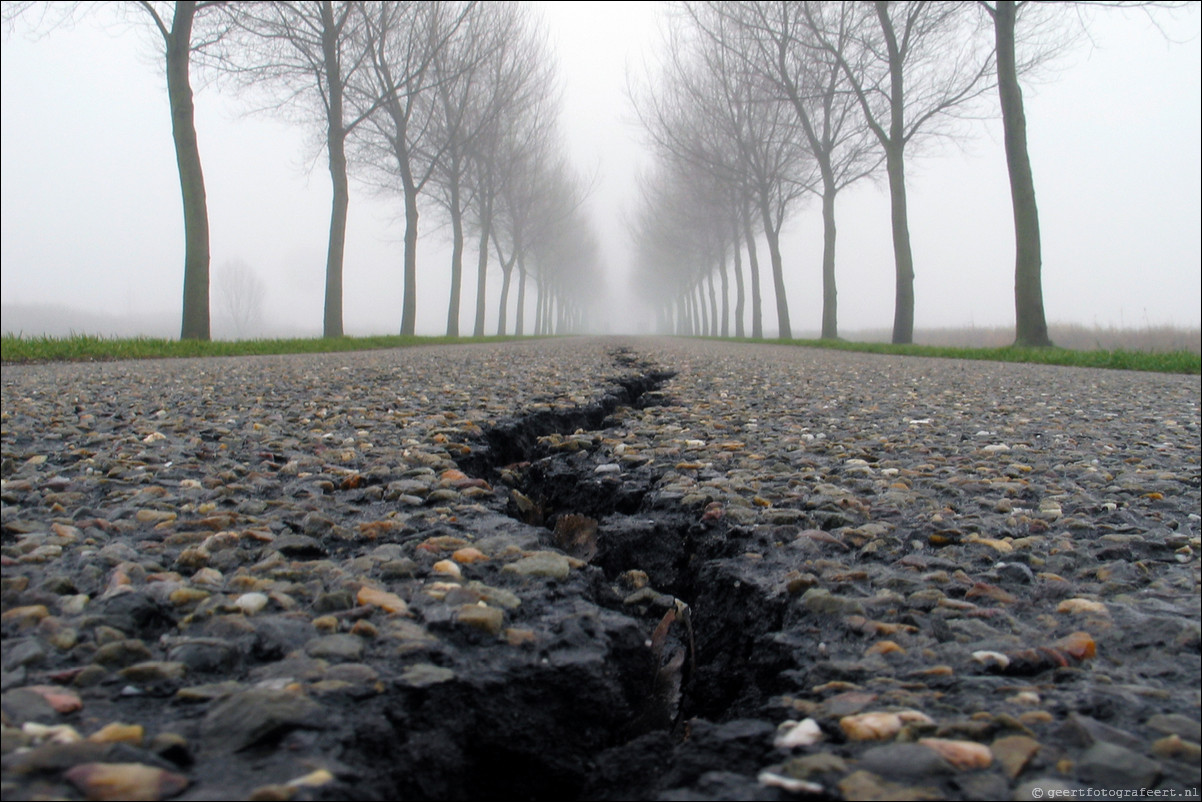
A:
[235, 592, 270, 615]
[455, 604, 505, 636]
[356, 586, 409, 615]
[774, 718, 824, 749]
[87, 722, 145, 746]
[1078, 741, 1164, 789]
[200, 688, 323, 752]
[502, 552, 572, 580]
[840, 711, 929, 741]
[64, 762, 189, 801]
[918, 737, 994, 770]
[991, 734, 1042, 779]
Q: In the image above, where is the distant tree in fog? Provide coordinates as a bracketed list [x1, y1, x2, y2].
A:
[527, 174, 601, 335]
[486, 115, 563, 336]
[217, 258, 266, 338]
[631, 163, 727, 336]
[423, 2, 550, 337]
[634, 5, 813, 339]
[3, 0, 231, 341]
[684, 1, 882, 340]
[505, 158, 596, 336]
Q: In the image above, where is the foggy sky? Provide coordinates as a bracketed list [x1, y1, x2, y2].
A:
[2, 2, 1199, 339]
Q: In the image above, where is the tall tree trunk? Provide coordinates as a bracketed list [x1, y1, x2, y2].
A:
[707, 270, 719, 337]
[884, 143, 915, 344]
[780, 47, 842, 341]
[996, 1, 1051, 347]
[819, 172, 839, 340]
[400, 177, 420, 336]
[321, 0, 347, 338]
[515, 263, 527, 335]
[496, 252, 515, 335]
[759, 198, 792, 340]
[718, 256, 729, 337]
[324, 133, 349, 338]
[445, 176, 464, 336]
[534, 277, 544, 335]
[742, 201, 763, 338]
[472, 207, 491, 336]
[731, 213, 745, 338]
[877, 1, 915, 345]
[167, 2, 210, 341]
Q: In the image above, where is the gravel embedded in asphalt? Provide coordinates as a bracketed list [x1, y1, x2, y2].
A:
[2, 337, 1199, 801]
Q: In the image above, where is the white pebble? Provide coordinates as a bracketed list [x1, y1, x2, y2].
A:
[758, 771, 824, 794]
[235, 592, 269, 615]
[774, 718, 824, 749]
[971, 650, 1011, 670]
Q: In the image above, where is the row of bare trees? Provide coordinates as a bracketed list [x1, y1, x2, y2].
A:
[631, 0, 1115, 346]
[4, 1, 600, 340]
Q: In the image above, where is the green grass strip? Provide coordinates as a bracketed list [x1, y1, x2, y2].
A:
[3, 333, 1198, 374]
[1, 333, 528, 365]
[722, 337, 1200, 375]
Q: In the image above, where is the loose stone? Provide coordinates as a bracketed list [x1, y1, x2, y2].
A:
[64, 762, 189, 801]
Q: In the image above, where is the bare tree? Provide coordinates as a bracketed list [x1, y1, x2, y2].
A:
[978, 0, 1051, 347]
[424, 2, 550, 336]
[630, 150, 741, 337]
[354, 1, 471, 336]
[485, 99, 560, 335]
[4, 1, 230, 340]
[217, 1, 379, 339]
[976, 1, 1189, 347]
[464, 6, 555, 337]
[806, 1, 995, 343]
[690, 1, 882, 340]
[634, 8, 813, 338]
[426, 2, 497, 337]
[513, 158, 593, 336]
[217, 257, 266, 338]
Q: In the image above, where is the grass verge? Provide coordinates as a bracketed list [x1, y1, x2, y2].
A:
[727, 337, 1200, 374]
[3, 333, 1198, 374]
[0, 334, 527, 365]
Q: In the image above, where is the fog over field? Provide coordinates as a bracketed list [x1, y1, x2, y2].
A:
[1, 2, 1199, 341]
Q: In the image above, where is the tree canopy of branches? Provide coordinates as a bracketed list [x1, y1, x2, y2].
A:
[807, 1, 995, 343]
[216, 1, 377, 338]
[686, 1, 881, 340]
[352, 2, 472, 336]
[422, 2, 553, 337]
[633, 1, 1001, 343]
[634, 4, 819, 339]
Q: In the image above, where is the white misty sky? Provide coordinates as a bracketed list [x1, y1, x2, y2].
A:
[1, 2, 1199, 338]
